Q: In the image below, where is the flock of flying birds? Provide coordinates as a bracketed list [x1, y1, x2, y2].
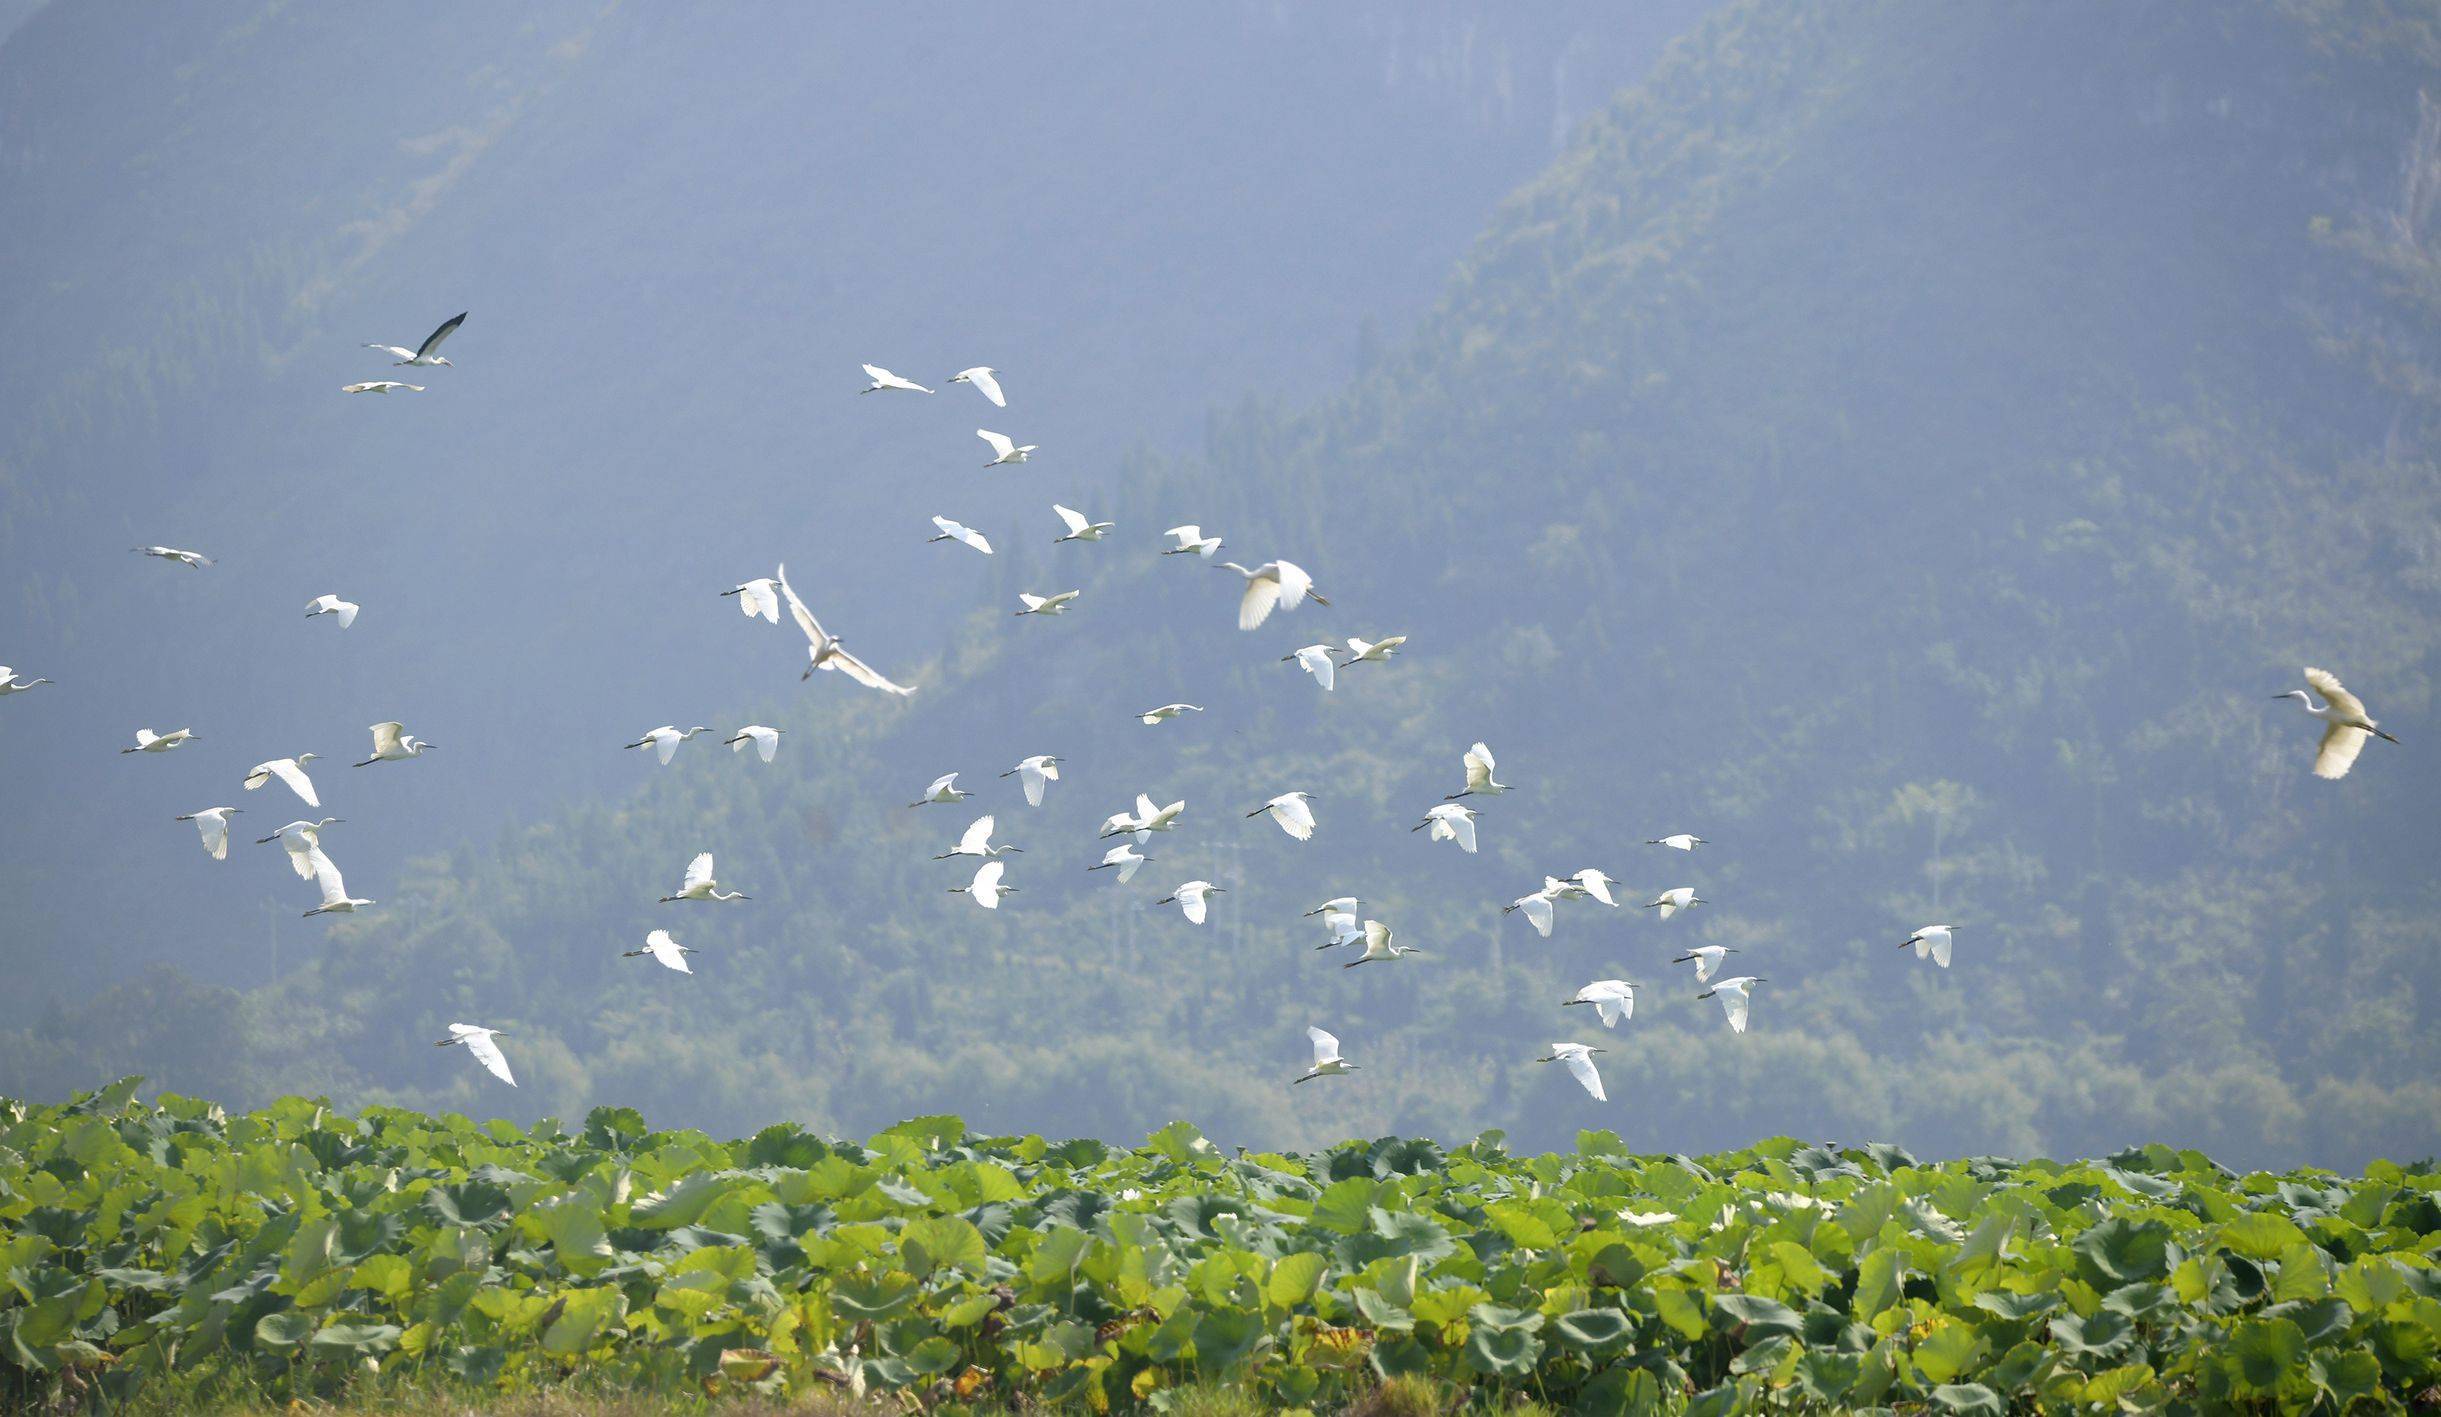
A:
[14, 308, 2409, 1106]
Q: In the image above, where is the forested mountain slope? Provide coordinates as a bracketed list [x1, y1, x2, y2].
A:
[8, 0, 2437, 1171]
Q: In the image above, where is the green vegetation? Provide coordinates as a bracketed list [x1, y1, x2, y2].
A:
[6, 1083, 2437, 1413]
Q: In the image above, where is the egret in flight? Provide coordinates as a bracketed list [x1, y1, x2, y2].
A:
[174, 807, 242, 861]
[258, 817, 341, 879]
[909, 773, 969, 808]
[341, 381, 423, 394]
[1248, 791, 1318, 841]
[303, 846, 374, 917]
[1003, 755, 1061, 807]
[1671, 945, 1737, 982]
[722, 578, 781, 624]
[1052, 505, 1112, 543]
[1698, 976, 1766, 1034]
[1162, 525, 1224, 559]
[1648, 834, 1707, 851]
[626, 725, 711, 766]
[133, 546, 212, 568]
[928, 516, 993, 555]
[778, 563, 915, 695]
[661, 852, 748, 903]
[859, 364, 932, 394]
[1016, 590, 1079, 616]
[949, 858, 1015, 909]
[1447, 742, 1507, 800]
[1314, 908, 1364, 950]
[1413, 802, 1479, 853]
[1123, 794, 1186, 836]
[364, 311, 465, 366]
[1505, 882, 1561, 938]
[1343, 920, 1421, 968]
[2273, 667, 2401, 779]
[1293, 1027, 1356, 1084]
[1137, 703, 1202, 725]
[1560, 869, 1620, 906]
[1283, 645, 1336, 692]
[1539, 1042, 1608, 1101]
[123, 728, 199, 754]
[244, 755, 321, 807]
[1901, 924, 1959, 968]
[1156, 880, 1225, 924]
[357, 722, 436, 766]
[0, 667, 51, 695]
[623, 929, 697, 974]
[1563, 980, 1637, 1027]
[727, 725, 780, 763]
[948, 366, 1006, 406]
[435, 1024, 514, 1086]
[1217, 559, 1327, 630]
[978, 429, 1036, 467]
[1339, 635, 1406, 667]
[934, 814, 1021, 861]
[306, 595, 360, 628]
[1644, 887, 1703, 920]
[1088, 843, 1152, 883]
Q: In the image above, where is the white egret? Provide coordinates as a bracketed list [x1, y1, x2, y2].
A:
[305, 595, 360, 628]
[1305, 895, 1362, 918]
[935, 814, 1022, 861]
[1088, 843, 1152, 883]
[244, 755, 321, 807]
[364, 312, 465, 366]
[1216, 559, 1328, 630]
[928, 516, 993, 555]
[1162, 525, 1223, 559]
[660, 852, 748, 903]
[949, 858, 1015, 910]
[1002, 755, 1061, 807]
[859, 364, 932, 394]
[1127, 794, 1186, 835]
[1645, 887, 1704, 920]
[0, 668, 52, 695]
[1339, 635, 1406, 666]
[1156, 880, 1225, 924]
[1248, 790, 1318, 841]
[1343, 920, 1422, 968]
[727, 725, 781, 763]
[948, 366, 1006, 406]
[357, 721, 436, 766]
[133, 546, 212, 569]
[978, 429, 1036, 467]
[1412, 802, 1478, 853]
[1283, 645, 1336, 691]
[626, 725, 711, 766]
[1052, 505, 1112, 543]
[257, 817, 342, 879]
[1563, 980, 1637, 1028]
[1647, 834, 1707, 851]
[434, 1024, 515, 1086]
[2273, 668, 2401, 780]
[1137, 703, 1202, 725]
[173, 807, 242, 861]
[303, 846, 374, 917]
[777, 563, 916, 695]
[1561, 869, 1621, 906]
[722, 578, 781, 624]
[1505, 882, 1562, 938]
[1901, 924, 1960, 969]
[1697, 976, 1767, 1034]
[123, 727, 199, 754]
[1313, 908, 1364, 950]
[1539, 1042, 1609, 1101]
[1015, 590, 1079, 616]
[341, 381, 423, 394]
[1293, 1027, 1356, 1084]
[909, 773, 970, 808]
[623, 929, 697, 974]
[1670, 945, 1738, 982]
[1447, 741, 1507, 800]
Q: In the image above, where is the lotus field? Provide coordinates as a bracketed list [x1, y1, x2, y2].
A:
[1, 1083, 2437, 1413]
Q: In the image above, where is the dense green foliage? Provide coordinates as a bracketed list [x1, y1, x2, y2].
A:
[5, 1084, 2439, 1413]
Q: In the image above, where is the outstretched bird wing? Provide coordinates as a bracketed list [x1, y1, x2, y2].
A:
[2304, 667, 2369, 721]
[415, 312, 467, 361]
[963, 368, 1006, 407]
[308, 847, 350, 908]
[683, 852, 715, 891]
[2316, 722, 2370, 780]
[978, 429, 1017, 460]
[266, 759, 320, 807]
[461, 1031, 516, 1086]
[370, 722, 405, 756]
[1306, 1027, 1341, 1066]
[1562, 1049, 1607, 1101]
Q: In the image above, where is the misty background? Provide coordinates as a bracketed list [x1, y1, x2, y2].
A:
[1, 0, 2435, 1172]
